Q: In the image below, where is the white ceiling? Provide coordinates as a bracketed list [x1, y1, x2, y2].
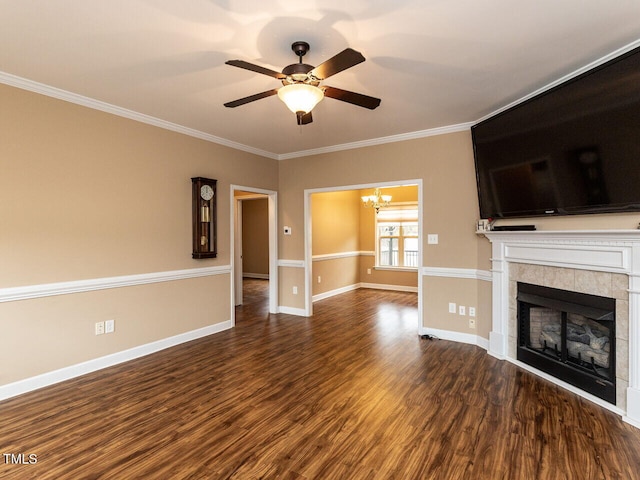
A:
[1, 1, 639, 159]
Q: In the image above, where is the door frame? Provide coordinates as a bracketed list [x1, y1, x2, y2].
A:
[231, 185, 278, 321]
[304, 179, 423, 332]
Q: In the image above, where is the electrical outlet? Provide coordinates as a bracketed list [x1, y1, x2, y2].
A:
[469, 307, 476, 317]
[367, 268, 371, 275]
[459, 305, 466, 316]
[105, 319, 115, 334]
[469, 318, 476, 329]
[293, 286, 298, 295]
[317, 276, 321, 283]
[449, 302, 456, 313]
[95, 321, 105, 335]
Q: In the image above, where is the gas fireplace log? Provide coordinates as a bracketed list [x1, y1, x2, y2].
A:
[539, 330, 610, 368]
[584, 324, 609, 350]
[569, 342, 610, 368]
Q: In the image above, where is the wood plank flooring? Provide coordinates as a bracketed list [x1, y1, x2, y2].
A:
[2, 279, 640, 479]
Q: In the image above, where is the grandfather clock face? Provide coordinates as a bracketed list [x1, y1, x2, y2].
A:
[191, 177, 217, 259]
[200, 184, 214, 201]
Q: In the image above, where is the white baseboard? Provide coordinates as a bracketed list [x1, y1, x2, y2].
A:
[476, 335, 490, 350]
[623, 415, 640, 429]
[312, 282, 418, 303]
[422, 327, 489, 350]
[242, 273, 269, 279]
[313, 284, 359, 302]
[360, 282, 418, 293]
[278, 306, 308, 317]
[0, 320, 233, 401]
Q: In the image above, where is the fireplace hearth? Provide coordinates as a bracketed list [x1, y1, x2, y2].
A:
[517, 282, 616, 404]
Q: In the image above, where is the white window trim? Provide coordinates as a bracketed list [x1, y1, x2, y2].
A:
[375, 203, 419, 270]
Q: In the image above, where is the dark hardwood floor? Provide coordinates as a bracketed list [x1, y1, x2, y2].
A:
[2, 279, 640, 479]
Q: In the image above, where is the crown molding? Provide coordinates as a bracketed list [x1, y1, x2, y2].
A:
[0, 70, 472, 161]
[475, 38, 640, 124]
[276, 123, 474, 160]
[6, 38, 639, 162]
[0, 71, 278, 160]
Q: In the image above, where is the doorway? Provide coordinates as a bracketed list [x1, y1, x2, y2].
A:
[304, 179, 423, 332]
[231, 186, 278, 322]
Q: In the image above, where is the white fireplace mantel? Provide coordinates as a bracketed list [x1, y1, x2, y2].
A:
[483, 229, 640, 428]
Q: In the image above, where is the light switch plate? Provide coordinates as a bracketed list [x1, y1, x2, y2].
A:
[428, 234, 439, 244]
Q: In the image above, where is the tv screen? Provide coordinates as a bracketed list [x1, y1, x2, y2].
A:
[472, 45, 640, 219]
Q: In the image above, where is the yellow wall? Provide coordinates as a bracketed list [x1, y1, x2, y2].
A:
[312, 190, 360, 255]
[311, 190, 359, 296]
[0, 83, 278, 386]
[311, 187, 419, 297]
[358, 185, 419, 251]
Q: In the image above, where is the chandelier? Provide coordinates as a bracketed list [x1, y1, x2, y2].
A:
[361, 188, 392, 213]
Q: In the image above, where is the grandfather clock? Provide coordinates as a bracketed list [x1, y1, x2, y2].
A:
[191, 177, 217, 258]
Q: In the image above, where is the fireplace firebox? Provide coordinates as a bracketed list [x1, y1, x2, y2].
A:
[517, 282, 616, 404]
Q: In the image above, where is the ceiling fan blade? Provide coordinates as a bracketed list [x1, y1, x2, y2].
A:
[322, 86, 381, 110]
[224, 89, 279, 108]
[296, 111, 313, 125]
[309, 48, 365, 80]
[225, 60, 286, 79]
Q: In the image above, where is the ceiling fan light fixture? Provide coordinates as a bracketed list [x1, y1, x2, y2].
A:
[278, 84, 324, 114]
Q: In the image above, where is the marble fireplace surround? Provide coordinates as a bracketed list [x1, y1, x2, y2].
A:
[484, 230, 640, 429]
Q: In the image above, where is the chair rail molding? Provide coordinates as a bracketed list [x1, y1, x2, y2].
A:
[0, 266, 232, 303]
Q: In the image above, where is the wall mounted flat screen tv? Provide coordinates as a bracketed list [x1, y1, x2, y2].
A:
[472, 45, 640, 219]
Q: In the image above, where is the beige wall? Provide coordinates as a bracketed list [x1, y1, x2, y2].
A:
[423, 276, 491, 338]
[1, 83, 278, 386]
[493, 212, 640, 230]
[6, 78, 639, 389]
[0, 275, 230, 384]
[278, 266, 306, 310]
[312, 257, 360, 296]
[278, 133, 480, 263]
[241, 198, 269, 276]
[278, 132, 482, 331]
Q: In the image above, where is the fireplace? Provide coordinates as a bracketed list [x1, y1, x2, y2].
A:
[483, 230, 640, 428]
[517, 282, 616, 404]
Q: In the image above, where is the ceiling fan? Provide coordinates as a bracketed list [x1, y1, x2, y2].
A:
[224, 41, 381, 125]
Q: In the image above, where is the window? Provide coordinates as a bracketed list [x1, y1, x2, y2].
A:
[376, 205, 419, 268]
